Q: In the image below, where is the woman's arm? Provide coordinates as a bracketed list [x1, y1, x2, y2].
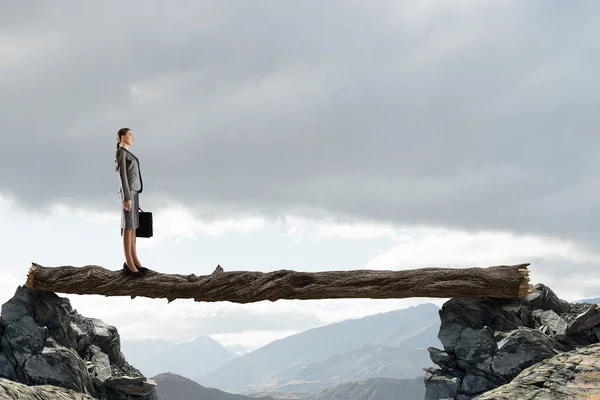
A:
[117, 150, 131, 202]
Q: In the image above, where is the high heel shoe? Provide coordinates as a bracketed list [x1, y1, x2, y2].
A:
[135, 263, 150, 273]
[123, 262, 144, 277]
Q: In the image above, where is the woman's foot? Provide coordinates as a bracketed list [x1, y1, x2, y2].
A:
[123, 262, 144, 276]
[133, 259, 149, 272]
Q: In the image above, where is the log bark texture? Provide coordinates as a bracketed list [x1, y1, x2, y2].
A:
[25, 263, 533, 303]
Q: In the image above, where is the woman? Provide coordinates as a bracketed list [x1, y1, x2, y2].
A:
[115, 128, 148, 276]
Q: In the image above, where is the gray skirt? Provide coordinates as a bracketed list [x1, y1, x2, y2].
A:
[121, 190, 140, 232]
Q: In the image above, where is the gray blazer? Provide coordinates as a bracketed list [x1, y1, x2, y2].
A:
[117, 147, 143, 202]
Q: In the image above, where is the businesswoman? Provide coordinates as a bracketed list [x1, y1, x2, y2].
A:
[115, 128, 148, 276]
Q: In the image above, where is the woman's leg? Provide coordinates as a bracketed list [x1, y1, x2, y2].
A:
[131, 230, 143, 268]
[123, 229, 139, 272]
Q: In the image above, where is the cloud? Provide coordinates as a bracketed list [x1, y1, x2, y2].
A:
[366, 228, 600, 301]
[61, 294, 327, 343]
[156, 205, 266, 239]
[367, 229, 600, 269]
[2, 2, 600, 350]
[283, 215, 398, 242]
[0, 1, 599, 246]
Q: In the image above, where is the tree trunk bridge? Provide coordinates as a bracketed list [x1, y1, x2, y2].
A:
[25, 262, 533, 303]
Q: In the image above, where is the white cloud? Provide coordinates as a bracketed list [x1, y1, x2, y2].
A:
[155, 205, 266, 240]
[367, 228, 600, 269]
[2, 192, 599, 349]
[365, 228, 600, 302]
[283, 214, 398, 241]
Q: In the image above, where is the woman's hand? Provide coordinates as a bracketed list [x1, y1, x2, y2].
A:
[123, 200, 132, 211]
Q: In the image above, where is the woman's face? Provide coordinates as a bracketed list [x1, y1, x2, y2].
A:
[122, 130, 134, 146]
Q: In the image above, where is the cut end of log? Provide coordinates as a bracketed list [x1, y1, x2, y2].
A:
[517, 263, 534, 297]
[26, 263, 38, 288]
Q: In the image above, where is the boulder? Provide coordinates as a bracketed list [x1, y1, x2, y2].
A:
[531, 310, 567, 340]
[567, 304, 600, 334]
[22, 338, 95, 395]
[425, 283, 600, 399]
[454, 327, 496, 374]
[2, 315, 47, 366]
[0, 286, 158, 400]
[475, 343, 600, 399]
[437, 297, 528, 353]
[0, 377, 96, 400]
[0, 353, 16, 381]
[491, 327, 564, 380]
[524, 283, 570, 314]
[428, 347, 455, 368]
[424, 368, 461, 400]
[460, 373, 496, 397]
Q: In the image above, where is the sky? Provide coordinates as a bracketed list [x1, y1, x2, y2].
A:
[1, 0, 600, 353]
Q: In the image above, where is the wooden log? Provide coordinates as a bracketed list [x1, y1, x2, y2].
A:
[25, 262, 533, 303]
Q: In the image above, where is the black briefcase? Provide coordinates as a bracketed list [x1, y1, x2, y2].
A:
[137, 208, 153, 238]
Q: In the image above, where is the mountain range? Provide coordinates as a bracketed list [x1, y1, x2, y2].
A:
[197, 303, 440, 394]
[153, 372, 425, 400]
[152, 373, 274, 400]
[121, 335, 235, 378]
[576, 296, 600, 303]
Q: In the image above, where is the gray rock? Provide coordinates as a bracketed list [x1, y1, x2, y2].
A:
[0, 377, 96, 400]
[567, 305, 600, 334]
[437, 297, 527, 353]
[524, 283, 570, 314]
[0, 352, 16, 380]
[438, 322, 463, 354]
[428, 347, 454, 367]
[47, 311, 78, 350]
[424, 283, 597, 399]
[105, 375, 157, 396]
[424, 369, 461, 400]
[454, 327, 496, 373]
[460, 373, 497, 396]
[491, 327, 564, 380]
[77, 336, 91, 354]
[532, 310, 567, 340]
[3, 315, 48, 365]
[0, 285, 157, 400]
[23, 339, 95, 396]
[90, 318, 126, 367]
[475, 342, 600, 399]
[87, 346, 111, 386]
[1, 298, 29, 326]
[1, 335, 24, 381]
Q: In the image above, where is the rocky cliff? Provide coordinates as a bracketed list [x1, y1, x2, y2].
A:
[0, 377, 96, 399]
[0, 285, 158, 399]
[424, 284, 600, 399]
[475, 342, 600, 399]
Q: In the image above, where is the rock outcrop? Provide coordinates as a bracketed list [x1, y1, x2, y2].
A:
[0, 377, 96, 399]
[0, 285, 158, 399]
[475, 342, 600, 399]
[424, 284, 600, 399]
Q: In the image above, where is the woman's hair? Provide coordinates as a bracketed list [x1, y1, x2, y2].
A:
[115, 128, 130, 171]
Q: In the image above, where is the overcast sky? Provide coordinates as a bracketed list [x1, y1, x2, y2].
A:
[2, 1, 600, 352]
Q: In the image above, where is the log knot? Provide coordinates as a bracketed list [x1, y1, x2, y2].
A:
[212, 265, 224, 274]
